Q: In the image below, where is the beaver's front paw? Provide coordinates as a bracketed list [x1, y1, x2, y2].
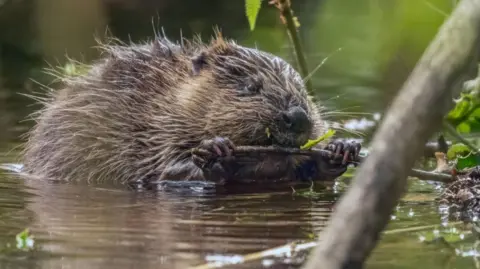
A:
[324, 139, 362, 166]
[311, 139, 361, 181]
[192, 137, 235, 169]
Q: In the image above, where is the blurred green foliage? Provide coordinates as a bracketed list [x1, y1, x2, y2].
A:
[15, 228, 34, 251]
[444, 73, 480, 170]
[446, 76, 480, 134]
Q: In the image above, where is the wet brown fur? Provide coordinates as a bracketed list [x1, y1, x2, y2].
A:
[22, 32, 328, 185]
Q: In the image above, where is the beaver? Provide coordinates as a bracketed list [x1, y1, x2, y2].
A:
[22, 33, 361, 186]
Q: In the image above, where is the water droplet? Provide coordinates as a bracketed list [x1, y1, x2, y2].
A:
[408, 209, 414, 217]
[262, 259, 274, 267]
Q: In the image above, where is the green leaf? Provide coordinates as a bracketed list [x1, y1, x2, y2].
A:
[300, 129, 336, 150]
[447, 143, 470, 160]
[15, 228, 34, 250]
[447, 95, 472, 121]
[467, 121, 480, 133]
[245, 0, 262, 31]
[456, 122, 471, 133]
[445, 91, 480, 132]
[469, 107, 480, 119]
[462, 107, 480, 133]
[447, 143, 480, 170]
[457, 154, 480, 170]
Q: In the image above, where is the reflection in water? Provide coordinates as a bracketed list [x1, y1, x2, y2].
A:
[1, 168, 477, 269]
[1, 171, 333, 269]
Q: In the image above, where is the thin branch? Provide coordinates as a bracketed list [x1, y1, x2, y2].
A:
[230, 146, 334, 158]
[270, 0, 313, 94]
[410, 168, 453, 183]
[224, 146, 454, 183]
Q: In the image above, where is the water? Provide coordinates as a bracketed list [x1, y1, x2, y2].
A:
[1, 0, 478, 268]
[1, 158, 477, 269]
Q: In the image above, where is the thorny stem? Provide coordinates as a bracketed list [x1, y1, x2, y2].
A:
[269, 0, 313, 95]
[443, 120, 479, 153]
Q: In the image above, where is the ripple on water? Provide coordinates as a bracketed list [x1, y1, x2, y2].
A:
[0, 166, 337, 269]
[0, 161, 479, 269]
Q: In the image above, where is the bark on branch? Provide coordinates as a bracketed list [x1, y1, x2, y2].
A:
[229, 146, 453, 183]
[302, 1, 480, 268]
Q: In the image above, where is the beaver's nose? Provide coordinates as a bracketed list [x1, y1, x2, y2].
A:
[281, 106, 310, 133]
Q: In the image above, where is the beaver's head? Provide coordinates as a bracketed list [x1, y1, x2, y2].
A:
[190, 37, 320, 148]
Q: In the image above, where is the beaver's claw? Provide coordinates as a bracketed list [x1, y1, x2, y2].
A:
[309, 139, 361, 181]
[192, 137, 235, 169]
[324, 139, 361, 166]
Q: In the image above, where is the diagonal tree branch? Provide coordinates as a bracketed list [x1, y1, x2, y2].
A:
[302, 1, 480, 268]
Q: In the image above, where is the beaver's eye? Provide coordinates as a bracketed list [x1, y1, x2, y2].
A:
[238, 79, 262, 96]
[246, 83, 261, 93]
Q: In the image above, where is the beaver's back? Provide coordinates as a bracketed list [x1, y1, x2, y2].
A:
[23, 38, 208, 183]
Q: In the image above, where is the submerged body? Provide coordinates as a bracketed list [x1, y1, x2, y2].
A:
[22, 34, 360, 186]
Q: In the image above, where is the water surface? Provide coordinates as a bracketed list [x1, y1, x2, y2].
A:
[1, 143, 478, 269]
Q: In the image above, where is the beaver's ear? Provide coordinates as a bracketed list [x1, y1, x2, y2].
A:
[191, 51, 209, 76]
[191, 35, 235, 75]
